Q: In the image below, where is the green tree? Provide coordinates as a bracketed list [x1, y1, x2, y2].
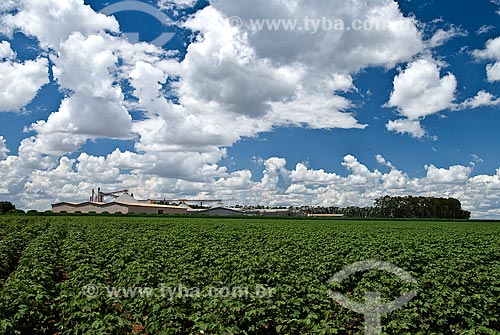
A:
[0, 201, 16, 214]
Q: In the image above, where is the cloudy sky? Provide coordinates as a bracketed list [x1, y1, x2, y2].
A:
[0, 0, 499, 218]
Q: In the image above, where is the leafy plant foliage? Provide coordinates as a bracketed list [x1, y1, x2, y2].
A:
[0, 216, 498, 334]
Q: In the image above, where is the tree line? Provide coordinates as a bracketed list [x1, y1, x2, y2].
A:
[306, 195, 471, 219]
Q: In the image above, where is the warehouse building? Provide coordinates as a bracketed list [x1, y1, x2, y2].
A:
[51, 201, 188, 215]
[52, 189, 189, 215]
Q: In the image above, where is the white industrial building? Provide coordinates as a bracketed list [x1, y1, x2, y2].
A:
[52, 190, 188, 215]
[51, 201, 188, 215]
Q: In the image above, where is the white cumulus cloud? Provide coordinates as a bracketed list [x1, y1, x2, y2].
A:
[428, 26, 468, 48]
[473, 37, 500, 82]
[476, 25, 495, 35]
[0, 41, 49, 112]
[385, 58, 457, 137]
[460, 90, 500, 109]
[0, 136, 8, 159]
[0, 0, 119, 49]
[158, 0, 198, 9]
[0, 40, 15, 60]
[386, 119, 426, 139]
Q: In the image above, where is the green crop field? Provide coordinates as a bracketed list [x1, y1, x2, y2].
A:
[0, 216, 499, 334]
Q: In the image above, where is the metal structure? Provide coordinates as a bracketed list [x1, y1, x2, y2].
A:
[90, 187, 222, 207]
[149, 199, 223, 207]
[90, 188, 130, 203]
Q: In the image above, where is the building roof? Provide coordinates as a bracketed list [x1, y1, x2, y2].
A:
[52, 201, 184, 210]
[114, 193, 140, 204]
[52, 202, 126, 208]
[177, 202, 193, 209]
[117, 202, 185, 209]
[193, 207, 245, 214]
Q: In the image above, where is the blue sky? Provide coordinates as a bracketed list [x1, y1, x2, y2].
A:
[0, 0, 499, 217]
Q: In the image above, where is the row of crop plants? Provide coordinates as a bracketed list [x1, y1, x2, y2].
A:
[0, 221, 64, 334]
[0, 219, 48, 287]
[55, 222, 131, 334]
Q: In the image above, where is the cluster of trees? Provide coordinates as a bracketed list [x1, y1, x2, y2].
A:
[0, 201, 16, 215]
[373, 196, 471, 219]
[306, 196, 471, 219]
